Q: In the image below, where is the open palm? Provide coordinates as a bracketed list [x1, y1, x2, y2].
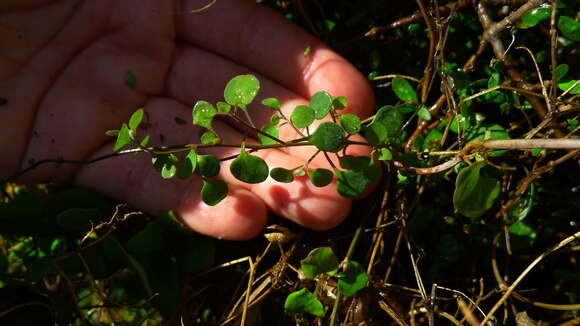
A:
[0, 0, 374, 239]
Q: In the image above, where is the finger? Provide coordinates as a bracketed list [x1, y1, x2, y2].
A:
[74, 97, 268, 240]
[176, 0, 374, 117]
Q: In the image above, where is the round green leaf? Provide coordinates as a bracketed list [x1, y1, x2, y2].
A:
[417, 105, 431, 120]
[453, 162, 501, 218]
[301, 247, 339, 278]
[261, 97, 281, 111]
[338, 260, 368, 296]
[378, 148, 392, 161]
[113, 123, 131, 151]
[201, 179, 228, 206]
[449, 114, 470, 133]
[558, 80, 580, 94]
[488, 72, 500, 88]
[339, 155, 371, 171]
[308, 168, 333, 187]
[224, 74, 260, 106]
[310, 91, 333, 119]
[555, 64, 569, 81]
[129, 108, 144, 131]
[258, 124, 279, 145]
[517, 8, 551, 29]
[216, 101, 231, 113]
[177, 150, 197, 179]
[230, 150, 269, 183]
[270, 167, 294, 183]
[464, 124, 510, 157]
[508, 183, 535, 222]
[392, 77, 418, 103]
[339, 113, 361, 134]
[201, 131, 220, 145]
[293, 169, 306, 177]
[310, 122, 345, 153]
[336, 170, 369, 198]
[284, 289, 324, 317]
[332, 96, 348, 110]
[364, 106, 403, 146]
[270, 113, 281, 125]
[558, 16, 580, 41]
[290, 105, 315, 128]
[197, 155, 221, 178]
[192, 101, 217, 129]
[152, 154, 178, 179]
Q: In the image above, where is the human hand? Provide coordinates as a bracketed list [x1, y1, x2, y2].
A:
[0, 0, 374, 240]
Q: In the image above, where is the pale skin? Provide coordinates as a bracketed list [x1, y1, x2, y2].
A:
[0, 0, 374, 240]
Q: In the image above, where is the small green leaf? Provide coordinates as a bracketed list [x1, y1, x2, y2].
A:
[284, 289, 324, 316]
[201, 131, 220, 145]
[449, 114, 470, 133]
[177, 150, 197, 179]
[339, 155, 371, 171]
[152, 154, 178, 179]
[262, 97, 281, 111]
[216, 101, 232, 113]
[392, 77, 418, 103]
[558, 80, 580, 94]
[339, 113, 361, 134]
[508, 183, 535, 222]
[290, 105, 315, 128]
[308, 168, 333, 187]
[197, 155, 220, 178]
[465, 124, 510, 157]
[125, 71, 136, 88]
[417, 106, 431, 120]
[378, 148, 392, 161]
[555, 64, 569, 81]
[105, 129, 119, 137]
[332, 96, 348, 110]
[201, 179, 228, 206]
[259, 124, 280, 145]
[224, 74, 260, 106]
[301, 247, 339, 278]
[488, 72, 500, 88]
[192, 101, 217, 130]
[336, 170, 369, 198]
[293, 169, 306, 177]
[230, 150, 269, 183]
[448, 70, 471, 89]
[517, 7, 551, 29]
[311, 122, 345, 153]
[114, 123, 132, 151]
[270, 167, 294, 183]
[129, 108, 144, 131]
[270, 113, 281, 125]
[310, 91, 333, 119]
[338, 260, 368, 296]
[558, 16, 580, 41]
[139, 135, 150, 147]
[453, 162, 501, 218]
[364, 106, 403, 146]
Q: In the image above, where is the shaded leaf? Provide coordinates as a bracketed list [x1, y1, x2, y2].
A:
[284, 289, 324, 316]
[336, 170, 369, 198]
[113, 123, 131, 151]
[339, 113, 361, 134]
[310, 91, 333, 119]
[310, 122, 345, 152]
[338, 260, 368, 296]
[259, 124, 279, 145]
[555, 64, 569, 81]
[224, 74, 260, 106]
[177, 149, 197, 179]
[127, 222, 165, 257]
[216, 101, 231, 113]
[392, 77, 418, 103]
[308, 168, 333, 187]
[364, 106, 403, 146]
[192, 101, 217, 130]
[230, 150, 269, 183]
[517, 7, 551, 29]
[339, 155, 370, 171]
[128, 108, 144, 131]
[270, 167, 294, 183]
[197, 155, 220, 178]
[290, 105, 315, 128]
[201, 179, 228, 206]
[301, 247, 338, 278]
[261, 97, 281, 111]
[558, 16, 580, 41]
[332, 96, 348, 110]
[201, 131, 220, 145]
[453, 162, 501, 218]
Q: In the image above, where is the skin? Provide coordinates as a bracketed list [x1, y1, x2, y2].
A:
[0, 0, 374, 240]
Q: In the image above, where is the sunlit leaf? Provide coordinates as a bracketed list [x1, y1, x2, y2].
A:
[555, 64, 569, 81]
[113, 123, 131, 151]
[261, 97, 281, 111]
[152, 154, 178, 179]
[216, 101, 232, 113]
[338, 260, 368, 296]
[453, 162, 501, 218]
[177, 149, 197, 179]
[56, 208, 101, 233]
[301, 247, 338, 278]
[488, 72, 500, 88]
[310, 122, 345, 152]
[270, 167, 294, 183]
[284, 289, 324, 316]
[270, 113, 281, 125]
[392, 77, 418, 103]
[378, 148, 392, 161]
[127, 222, 165, 257]
[339, 113, 361, 134]
[339, 155, 370, 171]
[201, 131, 220, 145]
[197, 155, 220, 178]
[290, 105, 315, 128]
[517, 7, 551, 29]
[192, 101, 217, 130]
[224, 74, 260, 106]
[308, 168, 333, 187]
[449, 114, 470, 133]
[230, 150, 269, 183]
[310, 91, 333, 119]
[129, 108, 144, 131]
[201, 179, 228, 206]
[259, 124, 279, 145]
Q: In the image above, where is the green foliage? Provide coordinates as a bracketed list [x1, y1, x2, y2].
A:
[308, 168, 334, 187]
[338, 261, 368, 296]
[453, 162, 501, 218]
[262, 97, 281, 111]
[200, 131, 220, 145]
[310, 122, 345, 152]
[392, 77, 418, 103]
[192, 101, 217, 130]
[201, 179, 228, 206]
[224, 74, 260, 107]
[270, 167, 294, 183]
[558, 16, 580, 41]
[259, 124, 280, 145]
[339, 113, 362, 134]
[230, 149, 269, 183]
[517, 8, 551, 29]
[113, 123, 131, 151]
[310, 91, 333, 119]
[284, 289, 325, 316]
[300, 247, 339, 278]
[364, 105, 403, 146]
[290, 105, 315, 128]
